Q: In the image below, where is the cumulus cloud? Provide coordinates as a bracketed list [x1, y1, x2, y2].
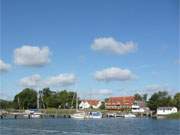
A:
[20, 74, 42, 88]
[91, 37, 137, 55]
[19, 73, 77, 88]
[14, 45, 51, 67]
[0, 59, 11, 72]
[94, 67, 135, 82]
[45, 73, 77, 87]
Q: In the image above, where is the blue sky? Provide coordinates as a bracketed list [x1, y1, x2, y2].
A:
[0, 0, 179, 100]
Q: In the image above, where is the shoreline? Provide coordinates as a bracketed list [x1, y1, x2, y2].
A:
[1, 109, 179, 120]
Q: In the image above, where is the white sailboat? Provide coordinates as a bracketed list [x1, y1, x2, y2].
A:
[70, 92, 88, 119]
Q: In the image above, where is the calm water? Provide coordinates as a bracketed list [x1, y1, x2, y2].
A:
[0, 118, 179, 135]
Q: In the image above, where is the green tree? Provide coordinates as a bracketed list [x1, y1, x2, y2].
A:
[142, 94, 148, 102]
[174, 93, 180, 110]
[57, 90, 76, 109]
[0, 99, 13, 109]
[147, 91, 173, 111]
[42, 88, 54, 108]
[99, 102, 105, 110]
[46, 95, 60, 108]
[134, 93, 143, 101]
[13, 88, 37, 109]
[40, 89, 76, 109]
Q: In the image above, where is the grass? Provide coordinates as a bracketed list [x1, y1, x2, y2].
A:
[40, 108, 76, 115]
[40, 108, 109, 115]
[166, 112, 180, 119]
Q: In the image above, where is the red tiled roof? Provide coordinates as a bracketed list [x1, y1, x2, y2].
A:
[81, 99, 100, 106]
[106, 96, 135, 106]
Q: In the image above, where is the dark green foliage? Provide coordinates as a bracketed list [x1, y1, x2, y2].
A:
[41, 88, 76, 109]
[134, 93, 143, 101]
[173, 93, 180, 110]
[13, 88, 37, 109]
[147, 91, 174, 111]
[134, 93, 148, 102]
[142, 94, 148, 101]
[0, 99, 13, 109]
[99, 102, 105, 109]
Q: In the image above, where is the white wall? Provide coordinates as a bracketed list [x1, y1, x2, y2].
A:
[79, 101, 90, 109]
[79, 101, 102, 109]
[131, 105, 145, 113]
[157, 107, 177, 115]
[92, 102, 102, 109]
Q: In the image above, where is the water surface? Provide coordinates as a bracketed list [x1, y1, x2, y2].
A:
[0, 118, 179, 135]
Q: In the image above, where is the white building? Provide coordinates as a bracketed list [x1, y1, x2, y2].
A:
[132, 105, 145, 113]
[157, 107, 177, 115]
[79, 100, 102, 109]
[131, 101, 148, 113]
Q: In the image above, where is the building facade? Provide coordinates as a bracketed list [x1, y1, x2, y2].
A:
[79, 100, 102, 109]
[105, 96, 135, 110]
[157, 107, 177, 115]
[132, 101, 146, 113]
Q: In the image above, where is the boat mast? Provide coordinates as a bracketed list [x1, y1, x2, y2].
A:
[37, 90, 39, 109]
[76, 92, 78, 111]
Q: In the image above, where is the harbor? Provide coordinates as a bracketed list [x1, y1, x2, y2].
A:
[0, 108, 169, 120]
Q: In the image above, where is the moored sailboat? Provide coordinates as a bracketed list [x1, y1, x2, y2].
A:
[70, 92, 88, 119]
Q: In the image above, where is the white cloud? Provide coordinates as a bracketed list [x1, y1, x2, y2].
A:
[0, 59, 11, 72]
[45, 73, 77, 87]
[20, 74, 42, 88]
[94, 67, 135, 82]
[14, 45, 51, 67]
[91, 37, 137, 55]
[90, 89, 113, 96]
[19, 73, 77, 88]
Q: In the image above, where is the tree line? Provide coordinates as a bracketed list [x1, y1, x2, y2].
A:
[0, 88, 77, 109]
[0, 88, 180, 111]
[134, 91, 180, 111]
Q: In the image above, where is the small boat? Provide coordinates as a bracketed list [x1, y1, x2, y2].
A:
[124, 113, 136, 118]
[31, 112, 42, 118]
[24, 109, 42, 118]
[89, 112, 102, 119]
[107, 112, 117, 118]
[71, 111, 87, 119]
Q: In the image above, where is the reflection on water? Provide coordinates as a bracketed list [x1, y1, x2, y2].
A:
[0, 118, 179, 135]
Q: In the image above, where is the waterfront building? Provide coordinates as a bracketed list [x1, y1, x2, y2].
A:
[105, 96, 135, 110]
[157, 107, 177, 115]
[132, 101, 147, 113]
[79, 100, 102, 109]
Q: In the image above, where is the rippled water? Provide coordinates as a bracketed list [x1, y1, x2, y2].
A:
[0, 118, 179, 135]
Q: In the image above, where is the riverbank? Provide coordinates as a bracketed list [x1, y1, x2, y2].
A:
[166, 112, 180, 119]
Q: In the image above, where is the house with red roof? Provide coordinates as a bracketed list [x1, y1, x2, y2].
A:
[105, 96, 135, 110]
[79, 99, 102, 109]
